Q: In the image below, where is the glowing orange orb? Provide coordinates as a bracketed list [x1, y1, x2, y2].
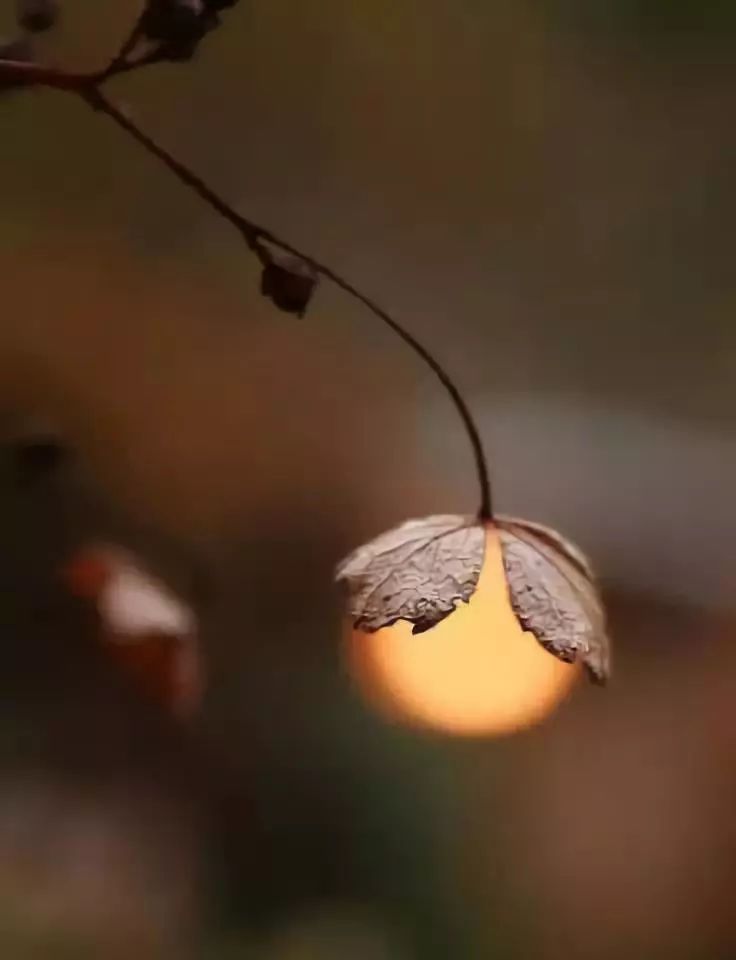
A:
[347, 526, 579, 736]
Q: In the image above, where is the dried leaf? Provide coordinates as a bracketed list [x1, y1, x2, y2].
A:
[62, 544, 202, 718]
[98, 554, 196, 639]
[336, 514, 485, 634]
[496, 516, 610, 683]
[62, 543, 196, 638]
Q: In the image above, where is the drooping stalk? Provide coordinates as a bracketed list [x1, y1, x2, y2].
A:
[84, 88, 495, 521]
[0, 53, 495, 521]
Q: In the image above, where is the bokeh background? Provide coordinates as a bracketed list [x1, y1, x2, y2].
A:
[1, 1, 735, 956]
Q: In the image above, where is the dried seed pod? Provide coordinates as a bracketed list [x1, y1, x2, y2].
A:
[260, 252, 318, 317]
[141, 0, 214, 58]
[12, 432, 68, 481]
[16, 0, 59, 33]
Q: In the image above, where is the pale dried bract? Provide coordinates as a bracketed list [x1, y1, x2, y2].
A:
[336, 514, 485, 634]
[97, 548, 197, 640]
[496, 516, 610, 683]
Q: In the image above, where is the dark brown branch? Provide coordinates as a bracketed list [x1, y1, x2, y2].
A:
[82, 87, 262, 254]
[101, 48, 169, 80]
[0, 48, 494, 521]
[101, 7, 148, 78]
[85, 87, 493, 519]
[0, 40, 162, 88]
[0, 58, 90, 89]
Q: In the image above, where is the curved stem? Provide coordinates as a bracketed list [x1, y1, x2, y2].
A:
[81, 88, 261, 249]
[309, 273, 494, 521]
[85, 89, 494, 520]
[0, 46, 494, 520]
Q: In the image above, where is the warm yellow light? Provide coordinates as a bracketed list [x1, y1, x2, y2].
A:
[347, 527, 579, 736]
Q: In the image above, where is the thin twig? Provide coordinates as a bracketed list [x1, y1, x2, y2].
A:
[100, 48, 168, 81]
[82, 87, 262, 253]
[0, 58, 89, 90]
[0, 47, 494, 521]
[99, 6, 148, 79]
[85, 87, 493, 519]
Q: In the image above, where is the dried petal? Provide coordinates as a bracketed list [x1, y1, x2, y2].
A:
[496, 516, 610, 683]
[336, 514, 485, 634]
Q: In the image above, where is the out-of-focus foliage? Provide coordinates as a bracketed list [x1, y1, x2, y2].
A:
[543, 0, 736, 35]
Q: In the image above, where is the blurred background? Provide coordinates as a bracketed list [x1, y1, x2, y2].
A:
[0, 1, 735, 956]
